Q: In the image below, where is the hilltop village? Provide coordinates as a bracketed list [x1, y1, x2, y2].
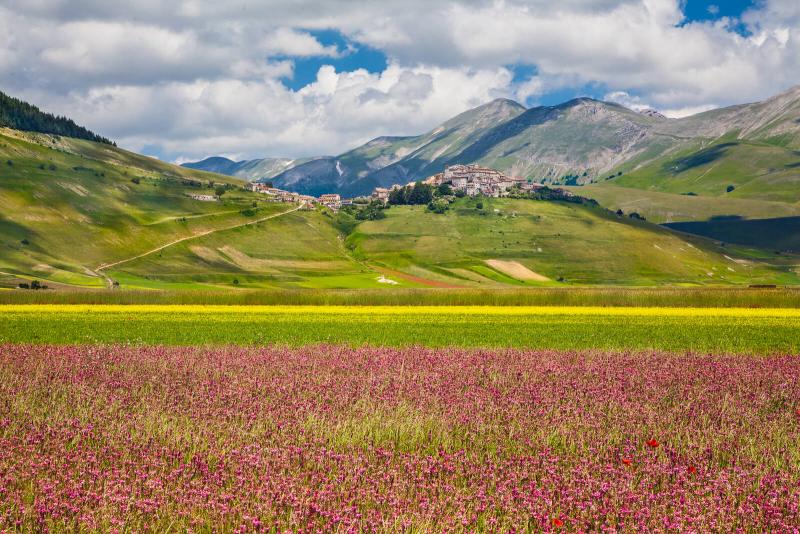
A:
[246, 164, 577, 212]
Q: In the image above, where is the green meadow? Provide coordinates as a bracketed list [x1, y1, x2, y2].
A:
[2, 305, 799, 353]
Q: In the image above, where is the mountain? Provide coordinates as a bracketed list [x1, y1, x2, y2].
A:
[253, 86, 800, 218]
[181, 156, 319, 182]
[0, 90, 113, 145]
[270, 98, 527, 196]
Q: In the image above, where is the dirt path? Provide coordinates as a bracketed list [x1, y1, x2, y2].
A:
[96, 204, 302, 273]
[144, 208, 245, 226]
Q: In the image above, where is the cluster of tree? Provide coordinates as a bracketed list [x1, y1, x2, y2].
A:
[17, 280, 48, 290]
[0, 90, 114, 145]
[388, 182, 435, 205]
[507, 185, 598, 207]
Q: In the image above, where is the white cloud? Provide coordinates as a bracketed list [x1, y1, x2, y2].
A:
[261, 28, 343, 58]
[48, 63, 512, 161]
[1, 0, 799, 161]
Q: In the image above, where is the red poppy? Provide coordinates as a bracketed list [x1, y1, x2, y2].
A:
[795, 408, 800, 416]
[552, 517, 564, 528]
[646, 439, 659, 448]
[688, 465, 697, 474]
[621, 457, 632, 466]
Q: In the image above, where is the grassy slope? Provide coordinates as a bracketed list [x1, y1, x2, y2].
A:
[349, 198, 799, 286]
[0, 128, 286, 287]
[611, 139, 800, 202]
[109, 210, 403, 290]
[567, 184, 800, 224]
[573, 138, 800, 224]
[664, 216, 800, 252]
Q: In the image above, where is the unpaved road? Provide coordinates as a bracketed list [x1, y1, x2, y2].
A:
[96, 204, 302, 274]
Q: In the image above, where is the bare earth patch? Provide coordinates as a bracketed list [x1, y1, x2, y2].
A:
[486, 259, 550, 281]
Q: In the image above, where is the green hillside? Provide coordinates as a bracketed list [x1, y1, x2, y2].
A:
[1, 119, 798, 290]
[106, 210, 401, 290]
[348, 198, 799, 286]
[567, 184, 800, 224]
[0, 128, 279, 288]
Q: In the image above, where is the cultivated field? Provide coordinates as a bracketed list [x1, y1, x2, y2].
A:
[2, 304, 800, 353]
[1, 344, 798, 531]
[1, 291, 799, 530]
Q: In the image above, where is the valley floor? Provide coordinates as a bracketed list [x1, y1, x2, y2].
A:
[2, 304, 800, 353]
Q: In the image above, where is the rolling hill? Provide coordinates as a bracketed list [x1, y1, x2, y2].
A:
[1, 90, 798, 289]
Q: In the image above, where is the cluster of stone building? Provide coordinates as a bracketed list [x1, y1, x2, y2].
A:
[371, 164, 550, 202]
[226, 164, 559, 211]
[248, 182, 344, 210]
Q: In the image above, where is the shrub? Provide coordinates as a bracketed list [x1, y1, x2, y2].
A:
[726, 185, 735, 193]
[131, 177, 140, 185]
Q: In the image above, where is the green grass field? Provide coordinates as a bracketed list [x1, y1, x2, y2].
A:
[350, 198, 799, 286]
[567, 184, 800, 224]
[2, 305, 799, 353]
[4, 287, 800, 307]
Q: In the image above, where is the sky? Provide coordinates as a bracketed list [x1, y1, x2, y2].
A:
[0, 0, 798, 162]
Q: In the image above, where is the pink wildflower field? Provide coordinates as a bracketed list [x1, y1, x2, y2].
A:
[1, 344, 799, 531]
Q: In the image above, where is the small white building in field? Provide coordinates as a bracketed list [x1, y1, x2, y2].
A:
[190, 194, 217, 201]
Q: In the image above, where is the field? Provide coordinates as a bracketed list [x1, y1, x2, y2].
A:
[2, 304, 800, 353]
[1, 344, 798, 531]
[348, 199, 800, 286]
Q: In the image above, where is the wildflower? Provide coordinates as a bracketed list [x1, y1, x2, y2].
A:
[621, 457, 632, 466]
[552, 517, 564, 528]
[646, 439, 659, 448]
[688, 465, 697, 474]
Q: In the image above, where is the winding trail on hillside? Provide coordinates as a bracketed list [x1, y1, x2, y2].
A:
[95, 204, 303, 278]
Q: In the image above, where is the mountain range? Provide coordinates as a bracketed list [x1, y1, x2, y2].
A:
[183, 86, 800, 205]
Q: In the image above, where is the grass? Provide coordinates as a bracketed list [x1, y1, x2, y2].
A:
[2, 305, 800, 353]
[610, 139, 800, 203]
[665, 216, 800, 252]
[350, 198, 800, 286]
[3, 287, 800, 306]
[0, 128, 277, 286]
[567, 183, 800, 224]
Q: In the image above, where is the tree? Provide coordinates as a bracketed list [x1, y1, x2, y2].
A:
[388, 187, 406, 205]
[215, 186, 227, 197]
[436, 183, 453, 196]
[0, 90, 114, 144]
[408, 182, 433, 205]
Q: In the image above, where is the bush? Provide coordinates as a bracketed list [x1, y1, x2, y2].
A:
[726, 185, 735, 193]
[476, 202, 484, 210]
[131, 177, 140, 185]
[20, 238, 29, 245]
[240, 208, 256, 217]
[6, 160, 12, 166]
[427, 199, 449, 214]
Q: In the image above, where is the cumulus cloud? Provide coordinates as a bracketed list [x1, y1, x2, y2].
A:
[0, 0, 799, 161]
[261, 28, 344, 58]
